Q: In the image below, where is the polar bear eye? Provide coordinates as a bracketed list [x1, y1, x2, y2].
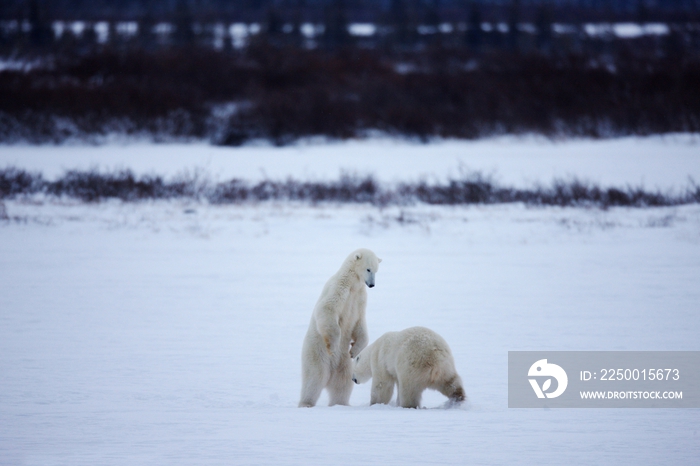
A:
[356, 356, 360, 361]
[366, 269, 370, 272]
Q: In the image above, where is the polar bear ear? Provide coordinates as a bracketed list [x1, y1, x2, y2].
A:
[355, 252, 362, 260]
[378, 258, 382, 263]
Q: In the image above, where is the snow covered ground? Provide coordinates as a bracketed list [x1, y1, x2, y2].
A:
[2, 134, 699, 190]
[1, 138, 700, 465]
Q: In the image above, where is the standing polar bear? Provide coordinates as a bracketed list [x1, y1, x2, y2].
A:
[298, 248, 381, 407]
[351, 326, 466, 408]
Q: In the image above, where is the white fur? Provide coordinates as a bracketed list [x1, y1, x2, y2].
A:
[351, 326, 466, 408]
[298, 248, 381, 407]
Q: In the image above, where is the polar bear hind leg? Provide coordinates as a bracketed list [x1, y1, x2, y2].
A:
[437, 375, 466, 404]
[299, 358, 329, 408]
[327, 356, 353, 406]
[397, 378, 424, 409]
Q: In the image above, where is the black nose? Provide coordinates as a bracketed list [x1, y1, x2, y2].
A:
[352, 378, 358, 384]
[368, 284, 374, 288]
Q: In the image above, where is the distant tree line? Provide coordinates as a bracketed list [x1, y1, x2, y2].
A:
[1, 0, 699, 144]
[1, 45, 698, 144]
[2, 0, 700, 23]
[2, 0, 700, 55]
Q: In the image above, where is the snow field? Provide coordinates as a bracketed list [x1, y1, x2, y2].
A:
[1, 198, 699, 465]
[1, 137, 700, 465]
[1, 135, 699, 190]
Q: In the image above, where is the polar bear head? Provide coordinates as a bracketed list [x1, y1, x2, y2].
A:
[351, 346, 373, 384]
[350, 248, 382, 288]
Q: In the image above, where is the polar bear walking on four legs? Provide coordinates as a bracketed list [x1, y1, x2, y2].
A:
[351, 326, 466, 408]
[298, 248, 381, 408]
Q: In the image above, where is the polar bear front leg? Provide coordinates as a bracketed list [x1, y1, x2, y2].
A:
[370, 374, 395, 405]
[316, 307, 342, 362]
[349, 316, 368, 358]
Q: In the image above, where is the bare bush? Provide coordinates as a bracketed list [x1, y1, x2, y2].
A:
[0, 166, 696, 209]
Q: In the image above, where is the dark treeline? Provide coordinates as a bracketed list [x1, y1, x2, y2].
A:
[2, 0, 700, 23]
[1, 1, 700, 144]
[1, 45, 699, 144]
[2, 166, 699, 208]
[3, 0, 700, 53]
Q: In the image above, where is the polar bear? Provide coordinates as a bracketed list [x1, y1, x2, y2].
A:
[351, 326, 466, 408]
[298, 248, 381, 408]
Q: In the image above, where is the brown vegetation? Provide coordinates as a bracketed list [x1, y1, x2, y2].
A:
[2, 166, 699, 208]
[1, 44, 699, 144]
